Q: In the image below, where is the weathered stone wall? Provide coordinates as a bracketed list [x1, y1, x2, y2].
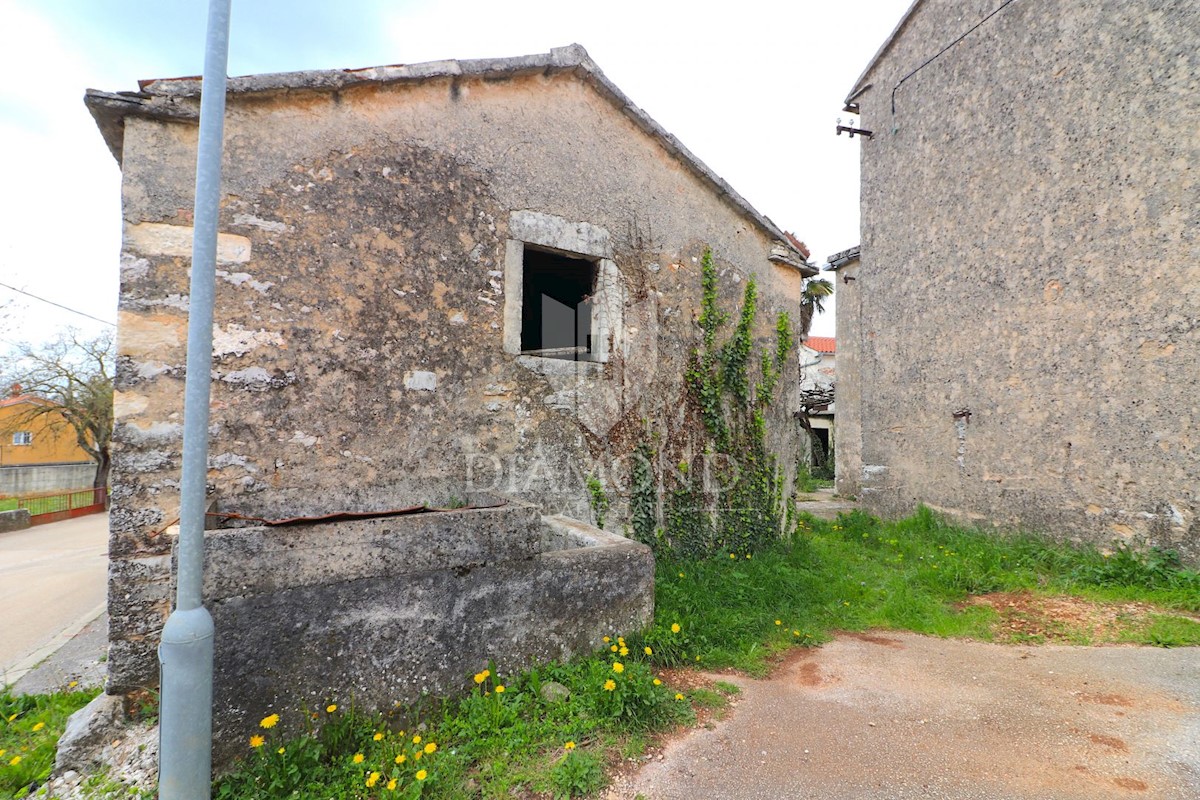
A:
[832, 260, 861, 498]
[103, 68, 805, 690]
[196, 502, 652, 762]
[0, 509, 31, 534]
[846, 1, 1199, 555]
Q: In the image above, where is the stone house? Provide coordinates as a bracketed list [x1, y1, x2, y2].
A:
[84, 44, 814, 713]
[837, 2, 1199, 557]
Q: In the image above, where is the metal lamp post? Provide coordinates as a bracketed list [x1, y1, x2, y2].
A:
[158, 1, 232, 796]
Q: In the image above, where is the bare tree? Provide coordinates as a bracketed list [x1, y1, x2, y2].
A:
[2, 331, 114, 491]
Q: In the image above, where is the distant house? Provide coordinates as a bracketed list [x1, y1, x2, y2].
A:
[86, 44, 814, 696]
[838, 1, 1198, 558]
[0, 385, 96, 494]
[799, 337, 836, 466]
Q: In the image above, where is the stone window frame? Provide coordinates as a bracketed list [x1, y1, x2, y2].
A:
[503, 210, 623, 367]
[11, 431, 32, 446]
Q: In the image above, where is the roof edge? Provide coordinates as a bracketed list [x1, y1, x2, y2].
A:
[83, 44, 809, 268]
[843, 0, 926, 105]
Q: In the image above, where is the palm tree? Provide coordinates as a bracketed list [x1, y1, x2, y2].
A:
[799, 277, 834, 337]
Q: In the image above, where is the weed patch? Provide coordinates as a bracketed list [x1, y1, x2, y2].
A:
[1, 686, 99, 799]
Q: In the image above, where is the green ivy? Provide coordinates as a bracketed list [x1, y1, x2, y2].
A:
[630, 442, 658, 545]
[720, 278, 757, 405]
[586, 474, 610, 529]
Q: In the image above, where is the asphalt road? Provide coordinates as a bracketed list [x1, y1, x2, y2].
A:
[622, 632, 1200, 800]
[0, 513, 109, 687]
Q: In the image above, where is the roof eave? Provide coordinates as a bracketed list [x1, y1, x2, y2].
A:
[84, 44, 810, 265]
[843, 0, 927, 106]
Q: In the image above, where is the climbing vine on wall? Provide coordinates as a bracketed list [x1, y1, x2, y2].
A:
[648, 247, 799, 558]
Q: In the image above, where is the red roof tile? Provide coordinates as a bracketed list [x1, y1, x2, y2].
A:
[805, 336, 836, 354]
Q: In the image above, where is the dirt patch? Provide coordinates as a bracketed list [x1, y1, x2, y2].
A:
[964, 591, 1162, 644]
[839, 631, 906, 649]
[1088, 733, 1130, 751]
[1112, 776, 1150, 791]
[1080, 692, 1136, 708]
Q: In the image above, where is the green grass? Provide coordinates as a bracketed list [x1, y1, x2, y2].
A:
[1, 687, 100, 799]
[20, 506, 1200, 799]
[213, 656, 693, 800]
[648, 506, 1200, 674]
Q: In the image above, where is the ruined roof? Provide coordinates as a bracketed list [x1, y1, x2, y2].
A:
[843, 0, 925, 106]
[84, 44, 813, 274]
[805, 336, 836, 355]
[824, 245, 861, 269]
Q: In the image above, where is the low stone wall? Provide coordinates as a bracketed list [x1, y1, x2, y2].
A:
[0, 509, 31, 534]
[187, 500, 653, 761]
[0, 464, 95, 496]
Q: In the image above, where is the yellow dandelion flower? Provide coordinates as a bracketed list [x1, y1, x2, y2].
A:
[671, 623, 681, 633]
[695, 655, 701, 662]
[424, 742, 437, 754]
[366, 771, 381, 788]
[678, 572, 685, 578]
[0, 750, 5, 757]
[413, 734, 422, 744]
[602, 636, 611, 643]
[278, 747, 286, 755]
[612, 662, 625, 673]
[610, 644, 618, 652]
[249, 735, 265, 748]
[416, 769, 428, 781]
[6, 714, 15, 722]
[495, 685, 505, 693]
[474, 671, 487, 684]
[675, 693, 685, 701]
[603, 679, 616, 691]
[260, 714, 280, 729]
[746, 554, 752, 559]
[644, 646, 653, 655]
[67, 681, 78, 688]
[373, 732, 384, 741]
[730, 553, 736, 559]
[774, 620, 782, 626]
[617, 637, 625, 645]
[353, 752, 365, 764]
[326, 704, 337, 713]
[31, 722, 44, 732]
[9, 756, 22, 766]
[564, 741, 576, 750]
[414, 750, 423, 761]
[793, 630, 800, 637]
[395, 754, 407, 764]
[653, 678, 662, 686]
[387, 778, 398, 791]
[619, 647, 629, 656]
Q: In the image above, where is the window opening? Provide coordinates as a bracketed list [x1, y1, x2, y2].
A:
[12, 431, 32, 445]
[520, 247, 598, 361]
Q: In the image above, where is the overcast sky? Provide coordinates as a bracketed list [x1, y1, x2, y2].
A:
[0, 0, 912, 348]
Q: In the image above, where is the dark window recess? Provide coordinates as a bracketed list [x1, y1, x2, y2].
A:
[521, 248, 597, 361]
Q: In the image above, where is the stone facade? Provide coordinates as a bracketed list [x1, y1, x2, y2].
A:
[841, 2, 1199, 556]
[86, 45, 812, 693]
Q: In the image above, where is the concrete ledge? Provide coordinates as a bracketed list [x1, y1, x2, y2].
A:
[186, 501, 653, 762]
[0, 509, 31, 534]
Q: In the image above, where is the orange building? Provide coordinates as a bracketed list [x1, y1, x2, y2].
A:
[0, 386, 95, 469]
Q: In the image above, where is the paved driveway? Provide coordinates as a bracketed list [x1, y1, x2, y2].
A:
[622, 633, 1200, 800]
[0, 513, 109, 687]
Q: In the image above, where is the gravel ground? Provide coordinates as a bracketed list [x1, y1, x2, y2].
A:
[619, 633, 1200, 800]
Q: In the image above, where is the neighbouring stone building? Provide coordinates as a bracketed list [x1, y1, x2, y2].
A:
[84, 44, 813, 741]
[838, 2, 1199, 557]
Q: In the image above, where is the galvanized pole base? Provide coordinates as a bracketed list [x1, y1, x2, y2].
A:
[158, 608, 215, 796]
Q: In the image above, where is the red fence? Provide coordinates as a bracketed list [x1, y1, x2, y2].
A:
[5, 487, 108, 525]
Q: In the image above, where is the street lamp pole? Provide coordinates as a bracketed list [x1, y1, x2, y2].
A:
[157, 1, 232, 796]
